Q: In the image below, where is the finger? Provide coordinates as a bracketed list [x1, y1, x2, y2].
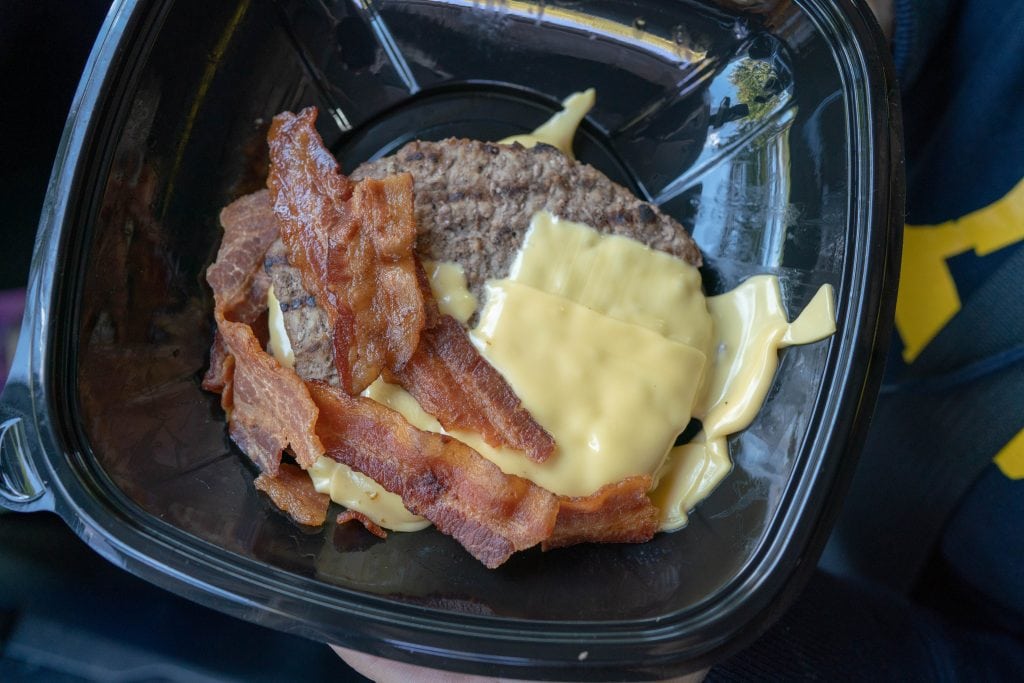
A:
[332, 645, 503, 683]
[865, 0, 894, 39]
[332, 645, 708, 683]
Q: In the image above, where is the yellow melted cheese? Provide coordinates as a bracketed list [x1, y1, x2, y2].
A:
[510, 212, 712, 350]
[267, 285, 295, 369]
[422, 260, 477, 324]
[499, 89, 596, 159]
[272, 213, 836, 534]
[469, 279, 706, 496]
[308, 455, 430, 532]
[697, 275, 836, 436]
[268, 214, 835, 532]
[653, 277, 835, 529]
[650, 435, 732, 531]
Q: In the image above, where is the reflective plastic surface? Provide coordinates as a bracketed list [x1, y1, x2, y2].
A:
[0, 0, 901, 679]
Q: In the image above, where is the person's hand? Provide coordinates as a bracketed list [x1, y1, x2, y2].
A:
[865, 0, 894, 39]
[333, 645, 708, 683]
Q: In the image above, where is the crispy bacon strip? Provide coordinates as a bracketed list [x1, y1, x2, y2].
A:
[203, 191, 277, 391]
[255, 462, 330, 526]
[541, 475, 660, 551]
[330, 176, 425, 391]
[202, 331, 231, 393]
[205, 190, 324, 474]
[268, 107, 425, 394]
[206, 190, 277, 323]
[266, 108, 349, 301]
[308, 380, 558, 568]
[387, 313, 556, 462]
[267, 109, 547, 455]
[337, 510, 388, 539]
[217, 319, 324, 473]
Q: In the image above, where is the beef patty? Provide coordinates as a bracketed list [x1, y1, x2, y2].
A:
[265, 138, 700, 384]
[352, 138, 700, 298]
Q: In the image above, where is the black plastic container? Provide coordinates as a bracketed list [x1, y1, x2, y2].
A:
[0, 0, 901, 679]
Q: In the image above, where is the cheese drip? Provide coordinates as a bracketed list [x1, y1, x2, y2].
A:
[422, 260, 477, 324]
[308, 455, 430, 532]
[653, 277, 836, 530]
[272, 214, 836, 533]
[267, 285, 295, 369]
[499, 89, 596, 159]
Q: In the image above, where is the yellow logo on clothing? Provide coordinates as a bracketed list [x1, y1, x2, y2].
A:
[895, 177, 1024, 362]
[994, 428, 1024, 480]
[894, 177, 1024, 479]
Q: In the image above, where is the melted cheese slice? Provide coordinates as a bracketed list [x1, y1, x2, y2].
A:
[273, 212, 836, 534]
[510, 212, 712, 350]
[468, 279, 706, 496]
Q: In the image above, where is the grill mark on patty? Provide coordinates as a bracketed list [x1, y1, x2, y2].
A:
[268, 138, 700, 385]
[353, 138, 700, 300]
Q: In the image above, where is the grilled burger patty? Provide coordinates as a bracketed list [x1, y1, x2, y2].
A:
[266, 138, 700, 384]
[352, 138, 701, 297]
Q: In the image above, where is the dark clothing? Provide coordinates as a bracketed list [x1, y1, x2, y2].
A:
[715, 0, 1024, 677]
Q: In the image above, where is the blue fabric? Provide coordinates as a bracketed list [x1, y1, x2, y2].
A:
[900, 0, 1024, 223]
[941, 465, 1024, 636]
[820, 246, 1024, 590]
[821, 0, 1024, 596]
[718, 0, 1024, 676]
[708, 570, 1024, 681]
[891, 0, 957, 87]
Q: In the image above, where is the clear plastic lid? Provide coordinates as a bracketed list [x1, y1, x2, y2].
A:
[0, 0, 901, 678]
